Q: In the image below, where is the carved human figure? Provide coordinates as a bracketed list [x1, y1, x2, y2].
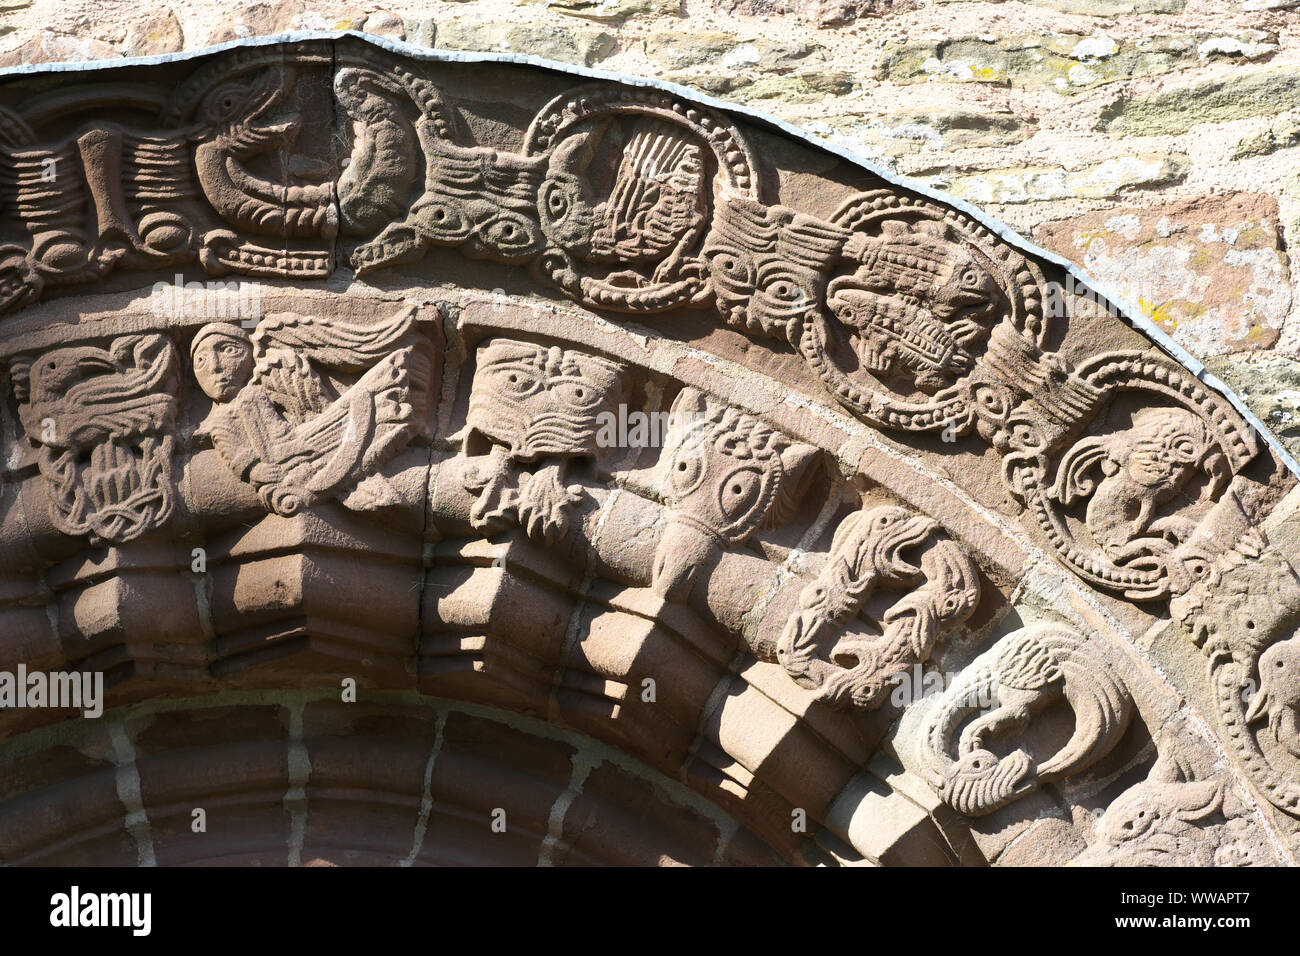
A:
[192, 306, 432, 516]
[191, 323, 254, 402]
[458, 338, 628, 546]
[1050, 406, 1227, 563]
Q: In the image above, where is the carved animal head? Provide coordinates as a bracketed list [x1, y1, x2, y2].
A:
[648, 387, 818, 599]
[848, 220, 1001, 322]
[540, 118, 708, 265]
[703, 194, 847, 344]
[826, 284, 976, 391]
[196, 68, 298, 155]
[12, 335, 177, 450]
[1245, 636, 1300, 752]
[417, 140, 546, 263]
[1123, 407, 1222, 492]
[1082, 754, 1226, 866]
[19, 346, 116, 405]
[939, 747, 1034, 816]
[777, 505, 937, 678]
[465, 339, 627, 463]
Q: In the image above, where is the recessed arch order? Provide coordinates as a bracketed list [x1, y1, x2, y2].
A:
[0, 32, 1297, 868]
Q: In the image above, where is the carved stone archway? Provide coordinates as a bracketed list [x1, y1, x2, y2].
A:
[1, 33, 1298, 867]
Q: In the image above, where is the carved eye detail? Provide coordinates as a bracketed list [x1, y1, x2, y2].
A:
[669, 453, 704, 496]
[484, 215, 535, 252]
[709, 250, 753, 285]
[551, 380, 600, 410]
[1169, 436, 1197, 461]
[543, 183, 574, 220]
[960, 267, 984, 290]
[763, 277, 804, 304]
[495, 368, 538, 396]
[718, 467, 762, 521]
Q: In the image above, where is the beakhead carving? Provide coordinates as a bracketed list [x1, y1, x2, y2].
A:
[0, 36, 1293, 869]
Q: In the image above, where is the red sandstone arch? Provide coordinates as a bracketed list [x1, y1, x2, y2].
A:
[0, 34, 1297, 868]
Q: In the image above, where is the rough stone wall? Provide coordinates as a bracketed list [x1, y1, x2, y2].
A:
[0, 0, 1296, 449]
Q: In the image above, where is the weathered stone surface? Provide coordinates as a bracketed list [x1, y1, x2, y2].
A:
[517, 0, 682, 23]
[357, 10, 404, 38]
[1034, 193, 1293, 354]
[0, 28, 117, 65]
[121, 9, 185, 56]
[208, 0, 365, 42]
[803, 107, 1035, 163]
[435, 19, 616, 65]
[0, 32, 1295, 872]
[1098, 68, 1300, 137]
[716, 0, 911, 19]
[645, 30, 821, 74]
[1021, 0, 1184, 12]
[930, 153, 1188, 204]
[880, 32, 1275, 94]
[728, 69, 856, 101]
[1235, 114, 1300, 160]
[1208, 353, 1300, 441]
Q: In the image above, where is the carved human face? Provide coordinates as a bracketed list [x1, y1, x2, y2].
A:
[192, 331, 253, 402]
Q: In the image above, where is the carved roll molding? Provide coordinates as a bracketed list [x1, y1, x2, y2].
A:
[0, 37, 1297, 866]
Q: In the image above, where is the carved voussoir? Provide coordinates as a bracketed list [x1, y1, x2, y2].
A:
[0, 37, 1295, 867]
[10, 333, 178, 544]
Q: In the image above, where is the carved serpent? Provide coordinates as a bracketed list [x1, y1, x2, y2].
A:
[922, 624, 1132, 816]
[776, 504, 980, 710]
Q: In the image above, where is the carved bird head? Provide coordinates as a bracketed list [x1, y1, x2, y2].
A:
[25, 347, 116, 405]
[929, 244, 1000, 322]
[939, 747, 1034, 816]
[1245, 636, 1300, 733]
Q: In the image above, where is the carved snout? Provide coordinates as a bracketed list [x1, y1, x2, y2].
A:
[651, 518, 717, 602]
[939, 747, 1035, 816]
[874, 513, 939, 581]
